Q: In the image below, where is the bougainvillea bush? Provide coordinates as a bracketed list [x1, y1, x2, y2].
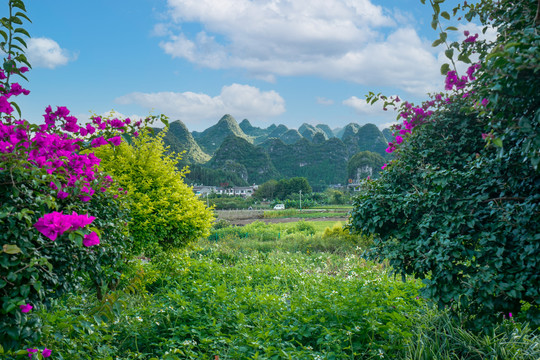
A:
[350, 0, 539, 330]
[0, 0, 159, 355]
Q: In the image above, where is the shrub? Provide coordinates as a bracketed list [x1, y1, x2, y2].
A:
[350, 0, 540, 329]
[94, 128, 215, 255]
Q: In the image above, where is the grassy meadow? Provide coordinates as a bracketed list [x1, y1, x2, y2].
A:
[34, 220, 539, 359]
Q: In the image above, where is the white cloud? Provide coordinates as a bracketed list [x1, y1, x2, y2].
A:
[317, 97, 334, 105]
[158, 0, 442, 95]
[115, 83, 285, 129]
[26, 37, 75, 69]
[343, 95, 399, 128]
[343, 96, 384, 114]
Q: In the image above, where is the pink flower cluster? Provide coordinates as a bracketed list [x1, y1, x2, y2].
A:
[382, 59, 485, 164]
[20, 303, 33, 313]
[385, 100, 438, 155]
[463, 30, 479, 43]
[33, 211, 99, 245]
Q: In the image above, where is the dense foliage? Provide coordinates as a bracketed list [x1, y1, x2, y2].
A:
[94, 129, 215, 255]
[254, 177, 312, 201]
[350, 0, 539, 329]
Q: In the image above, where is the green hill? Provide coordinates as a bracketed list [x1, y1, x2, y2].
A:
[153, 120, 211, 165]
[356, 124, 388, 157]
[280, 129, 303, 144]
[316, 124, 335, 138]
[263, 137, 348, 190]
[340, 123, 361, 141]
[195, 114, 251, 154]
[341, 123, 388, 158]
[267, 124, 289, 139]
[209, 135, 280, 184]
[382, 128, 394, 143]
[150, 115, 393, 188]
[299, 123, 327, 141]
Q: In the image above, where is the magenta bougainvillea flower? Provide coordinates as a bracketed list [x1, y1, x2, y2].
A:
[57, 190, 69, 199]
[68, 211, 95, 231]
[34, 211, 73, 241]
[34, 211, 96, 240]
[107, 135, 122, 146]
[91, 136, 108, 148]
[27, 348, 38, 358]
[83, 232, 100, 247]
[20, 303, 33, 313]
[42, 348, 52, 358]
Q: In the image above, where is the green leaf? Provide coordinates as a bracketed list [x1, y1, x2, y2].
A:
[9, 16, 23, 25]
[14, 11, 31, 23]
[440, 32, 447, 42]
[432, 39, 443, 47]
[441, 11, 450, 20]
[431, 19, 438, 30]
[14, 27, 30, 37]
[440, 63, 451, 75]
[11, 1, 27, 12]
[493, 138, 503, 148]
[10, 101, 22, 118]
[445, 49, 454, 60]
[445, 26, 458, 31]
[2, 244, 22, 254]
[504, 42, 521, 50]
[13, 36, 27, 48]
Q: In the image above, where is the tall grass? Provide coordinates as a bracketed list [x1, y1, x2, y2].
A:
[405, 309, 540, 359]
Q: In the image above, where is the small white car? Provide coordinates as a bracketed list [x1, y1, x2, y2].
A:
[273, 204, 285, 210]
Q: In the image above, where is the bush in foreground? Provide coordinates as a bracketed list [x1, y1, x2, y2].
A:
[94, 129, 215, 255]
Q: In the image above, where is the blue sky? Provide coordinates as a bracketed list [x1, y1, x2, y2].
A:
[15, 0, 487, 131]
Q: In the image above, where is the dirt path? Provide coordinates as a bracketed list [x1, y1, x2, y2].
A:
[229, 216, 348, 226]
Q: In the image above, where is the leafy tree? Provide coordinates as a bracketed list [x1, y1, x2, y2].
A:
[94, 129, 215, 255]
[350, 0, 540, 329]
[276, 177, 312, 200]
[253, 179, 279, 200]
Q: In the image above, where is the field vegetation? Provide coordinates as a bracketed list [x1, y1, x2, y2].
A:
[16, 221, 540, 359]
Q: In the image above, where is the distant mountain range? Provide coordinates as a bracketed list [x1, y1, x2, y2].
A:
[155, 114, 393, 189]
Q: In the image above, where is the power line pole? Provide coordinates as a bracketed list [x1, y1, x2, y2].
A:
[299, 189, 302, 211]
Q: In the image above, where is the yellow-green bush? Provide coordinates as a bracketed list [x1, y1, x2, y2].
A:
[94, 129, 214, 255]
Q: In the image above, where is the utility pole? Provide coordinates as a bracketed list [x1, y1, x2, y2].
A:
[299, 189, 302, 211]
